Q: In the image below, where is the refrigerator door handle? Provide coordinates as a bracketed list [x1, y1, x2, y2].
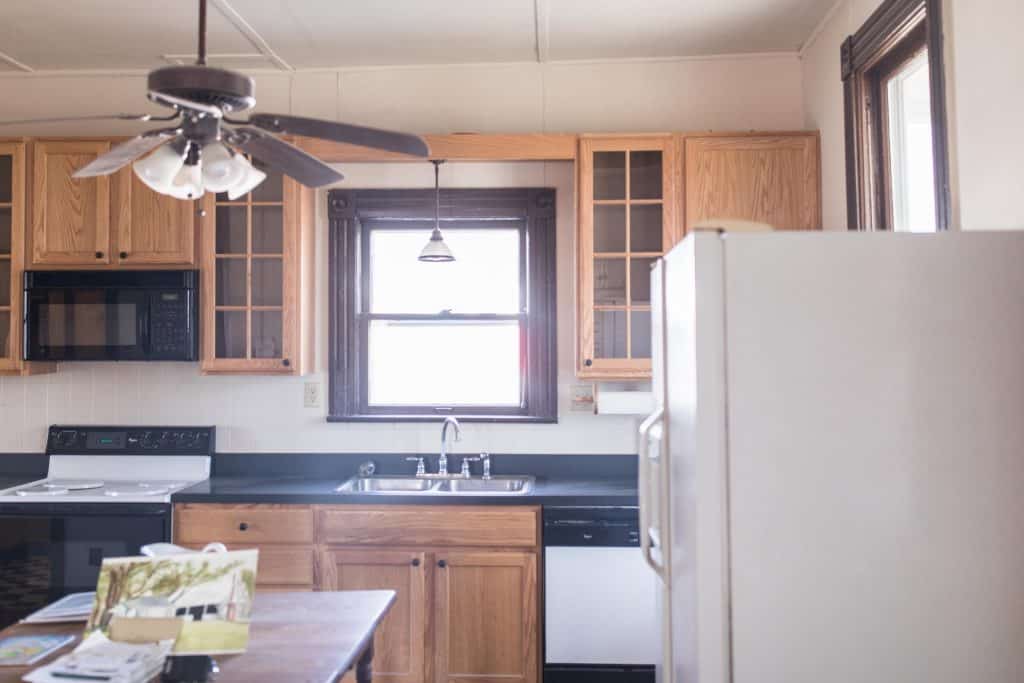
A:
[638, 406, 667, 582]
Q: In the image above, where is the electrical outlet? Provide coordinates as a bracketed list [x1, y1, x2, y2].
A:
[303, 382, 322, 408]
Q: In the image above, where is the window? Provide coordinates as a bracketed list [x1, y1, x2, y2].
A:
[328, 188, 557, 422]
[842, 0, 951, 232]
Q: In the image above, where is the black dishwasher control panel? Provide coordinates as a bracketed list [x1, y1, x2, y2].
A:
[542, 506, 640, 547]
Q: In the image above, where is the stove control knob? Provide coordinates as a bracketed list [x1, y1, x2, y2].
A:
[55, 430, 78, 447]
[140, 431, 158, 449]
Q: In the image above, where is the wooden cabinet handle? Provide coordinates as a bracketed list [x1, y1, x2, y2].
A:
[238, 522, 249, 531]
[584, 358, 593, 367]
[119, 251, 128, 259]
[282, 359, 291, 367]
[411, 558, 420, 567]
[95, 251, 104, 259]
[437, 559, 447, 568]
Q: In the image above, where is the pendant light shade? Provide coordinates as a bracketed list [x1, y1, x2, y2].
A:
[133, 142, 186, 192]
[418, 159, 454, 262]
[201, 142, 246, 193]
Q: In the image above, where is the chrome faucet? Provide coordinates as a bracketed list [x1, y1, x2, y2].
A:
[439, 417, 462, 475]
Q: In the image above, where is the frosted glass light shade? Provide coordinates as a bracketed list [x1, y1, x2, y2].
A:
[418, 228, 455, 262]
[226, 158, 267, 200]
[201, 143, 246, 193]
[167, 164, 204, 200]
[132, 143, 186, 192]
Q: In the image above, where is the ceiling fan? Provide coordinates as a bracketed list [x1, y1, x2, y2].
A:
[0, 0, 429, 200]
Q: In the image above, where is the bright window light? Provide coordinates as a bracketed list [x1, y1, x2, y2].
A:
[886, 51, 937, 233]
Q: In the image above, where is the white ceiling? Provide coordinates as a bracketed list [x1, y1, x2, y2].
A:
[0, 0, 836, 73]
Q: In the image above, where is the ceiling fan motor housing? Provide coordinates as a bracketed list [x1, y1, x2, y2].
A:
[148, 65, 256, 113]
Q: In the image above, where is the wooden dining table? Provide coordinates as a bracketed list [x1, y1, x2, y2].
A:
[0, 590, 395, 683]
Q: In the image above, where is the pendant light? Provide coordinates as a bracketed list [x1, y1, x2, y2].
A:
[418, 159, 455, 262]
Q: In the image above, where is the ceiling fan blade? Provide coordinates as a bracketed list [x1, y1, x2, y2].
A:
[0, 113, 175, 127]
[247, 114, 430, 157]
[72, 131, 178, 178]
[227, 128, 344, 187]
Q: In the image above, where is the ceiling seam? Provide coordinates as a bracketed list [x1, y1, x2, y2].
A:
[208, 0, 294, 71]
[533, 0, 550, 63]
[0, 49, 33, 72]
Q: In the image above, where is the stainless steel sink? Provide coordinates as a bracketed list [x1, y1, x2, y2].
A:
[335, 477, 441, 493]
[441, 476, 534, 494]
[334, 475, 534, 495]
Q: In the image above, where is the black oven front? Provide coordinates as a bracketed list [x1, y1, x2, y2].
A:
[0, 503, 170, 627]
[23, 270, 198, 362]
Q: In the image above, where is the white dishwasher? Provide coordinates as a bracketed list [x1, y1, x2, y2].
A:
[543, 506, 658, 683]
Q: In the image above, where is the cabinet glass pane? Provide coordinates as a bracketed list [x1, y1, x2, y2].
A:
[0, 311, 8, 359]
[630, 151, 663, 200]
[0, 208, 11, 254]
[215, 259, 247, 307]
[594, 259, 626, 306]
[251, 158, 284, 203]
[215, 206, 248, 254]
[0, 260, 9, 305]
[215, 311, 247, 358]
[0, 155, 11, 203]
[630, 204, 663, 252]
[251, 311, 283, 358]
[252, 206, 283, 254]
[594, 205, 626, 253]
[252, 259, 283, 307]
[593, 151, 626, 200]
[630, 257, 656, 305]
[631, 310, 652, 358]
[594, 310, 627, 359]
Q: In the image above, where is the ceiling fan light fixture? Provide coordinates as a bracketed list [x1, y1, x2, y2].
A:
[167, 163, 205, 200]
[201, 142, 246, 192]
[132, 142, 186, 192]
[226, 157, 267, 200]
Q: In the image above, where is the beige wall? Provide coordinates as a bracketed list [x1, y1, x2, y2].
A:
[0, 54, 806, 454]
[801, 0, 1024, 231]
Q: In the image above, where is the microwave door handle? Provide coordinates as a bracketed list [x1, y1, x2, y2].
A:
[138, 299, 151, 356]
[638, 406, 667, 582]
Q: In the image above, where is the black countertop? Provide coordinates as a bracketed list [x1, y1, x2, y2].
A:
[171, 475, 638, 506]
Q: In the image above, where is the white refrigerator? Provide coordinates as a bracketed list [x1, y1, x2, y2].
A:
[640, 231, 1024, 683]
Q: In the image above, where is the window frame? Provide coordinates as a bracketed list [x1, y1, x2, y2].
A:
[841, 0, 951, 232]
[327, 188, 557, 423]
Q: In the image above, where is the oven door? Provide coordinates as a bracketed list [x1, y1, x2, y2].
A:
[24, 286, 150, 361]
[0, 504, 170, 627]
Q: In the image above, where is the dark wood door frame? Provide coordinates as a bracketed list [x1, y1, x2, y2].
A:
[841, 0, 951, 232]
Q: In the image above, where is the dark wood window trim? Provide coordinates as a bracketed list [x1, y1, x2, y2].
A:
[327, 188, 558, 423]
[842, 0, 951, 231]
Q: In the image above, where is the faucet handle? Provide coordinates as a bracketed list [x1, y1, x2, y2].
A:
[479, 452, 491, 479]
[406, 456, 426, 476]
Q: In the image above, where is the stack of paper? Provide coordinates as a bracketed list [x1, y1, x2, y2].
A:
[21, 593, 95, 624]
[23, 633, 174, 683]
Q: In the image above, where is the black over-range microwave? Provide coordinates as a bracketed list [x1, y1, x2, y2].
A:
[23, 270, 198, 361]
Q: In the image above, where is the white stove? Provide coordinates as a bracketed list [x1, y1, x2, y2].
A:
[0, 426, 214, 504]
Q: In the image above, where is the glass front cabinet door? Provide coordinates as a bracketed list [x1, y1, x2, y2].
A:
[200, 159, 314, 375]
[577, 136, 678, 379]
[0, 142, 24, 374]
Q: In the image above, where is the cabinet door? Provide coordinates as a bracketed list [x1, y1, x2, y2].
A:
[319, 549, 427, 683]
[577, 136, 677, 379]
[434, 551, 538, 683]
[200, 160, 300, 374]
[0, 142, 25, 371]
[31, 140, 111, 265]
[684, 133, 821, 231]
[113, 169, 196, 265]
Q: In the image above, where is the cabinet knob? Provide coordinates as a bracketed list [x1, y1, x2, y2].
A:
[95, 251, 104, 259]
[584, 358, 593, 367]
[238, 522, 249, 531]
[282, 359, 291, 367]
[437, 559, 447, 568]
[119, 251, 128, 259]
[411, 558, 420, 567]
[198, 209, 208, 218]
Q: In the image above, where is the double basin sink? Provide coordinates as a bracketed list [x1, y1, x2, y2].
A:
[336, 475, 534, 496]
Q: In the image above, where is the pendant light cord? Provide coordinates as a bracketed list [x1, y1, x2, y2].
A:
[432, 159, 445, 235]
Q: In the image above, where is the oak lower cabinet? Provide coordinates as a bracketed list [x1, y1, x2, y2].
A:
[433, 550, 538, 683]
[319, 549, 427, 683]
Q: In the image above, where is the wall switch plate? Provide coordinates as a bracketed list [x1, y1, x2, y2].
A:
[303, 382, 322, 408]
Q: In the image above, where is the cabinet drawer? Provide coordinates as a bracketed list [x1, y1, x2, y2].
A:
[318, 505, 539, 548]
[174, 504, 314, 545]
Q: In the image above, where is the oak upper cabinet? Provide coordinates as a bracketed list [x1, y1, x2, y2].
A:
[683, 133, 821, 232]
[111, 169, 196, 265]
[577, 135, 677, 379]
[434, 550, 538, 683]
[319, 549, 427, 683]
[0, 142, 25, 372]
[31, 140, 111, 266]
[199, 159, 314, 375]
